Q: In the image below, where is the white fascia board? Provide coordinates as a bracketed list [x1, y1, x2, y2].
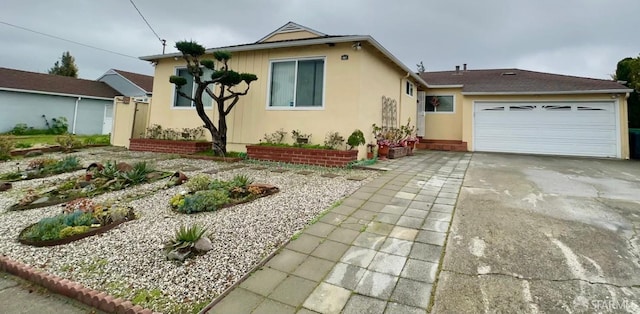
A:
[462, 89, 633, 95]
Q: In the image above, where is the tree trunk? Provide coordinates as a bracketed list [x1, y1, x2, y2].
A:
[217, 115, 228, 155]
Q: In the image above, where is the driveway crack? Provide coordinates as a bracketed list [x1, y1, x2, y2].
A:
[441, 268, 640, 289]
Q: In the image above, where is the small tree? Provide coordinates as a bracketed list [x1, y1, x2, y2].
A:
[170, 41, 257, 155]
[49, 51, 79, 77]
[614, 55, 640, 128]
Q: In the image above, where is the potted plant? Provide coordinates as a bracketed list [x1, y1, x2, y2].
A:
[366, 143, 376, 159]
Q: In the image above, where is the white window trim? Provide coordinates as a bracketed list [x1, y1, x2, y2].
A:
[265, 56, 327, 111]
[405, 80, 414, 97]
[170, 66, 213, 110]
[425, 94, 456, 114]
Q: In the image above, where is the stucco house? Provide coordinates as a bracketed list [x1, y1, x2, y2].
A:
[97, 69, 153, 100]
[119, 21, 631, 158]
[0, 67, 120, 135]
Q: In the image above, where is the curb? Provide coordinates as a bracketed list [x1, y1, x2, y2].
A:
[0, 255, 160, 314]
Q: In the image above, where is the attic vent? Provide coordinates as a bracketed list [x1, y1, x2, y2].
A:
[501, 72, 516, 76]
[280, 23, 304, 32]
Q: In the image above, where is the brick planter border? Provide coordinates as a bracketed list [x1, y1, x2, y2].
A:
[129, 138, 211, 154]
[0, 255, 159, 313]
[246, 145, 358, 167]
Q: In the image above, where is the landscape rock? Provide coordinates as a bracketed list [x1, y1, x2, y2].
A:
[166, 249, 191, 262]
[0, 182, 11, 192]
[24, 150, 43, 157]
[194, 237, 213, 252]
[31, 196, 50, 205]
[116, 162, 133, 172]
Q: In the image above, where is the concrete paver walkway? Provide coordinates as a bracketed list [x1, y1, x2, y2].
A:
[207, 151, 471, 313]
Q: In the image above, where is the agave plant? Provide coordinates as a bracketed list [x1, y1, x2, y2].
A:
[163, 224, 208, 261]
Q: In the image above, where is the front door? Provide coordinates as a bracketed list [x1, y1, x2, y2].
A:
[416, 91, 426, 137]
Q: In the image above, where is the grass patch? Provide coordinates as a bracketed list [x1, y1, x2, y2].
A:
[195, 150, 246, 158]
[256, 142, 333, 150]
[9, 134, 110, 147]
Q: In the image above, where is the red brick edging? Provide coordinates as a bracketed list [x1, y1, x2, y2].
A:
[0, 255, 160, 314]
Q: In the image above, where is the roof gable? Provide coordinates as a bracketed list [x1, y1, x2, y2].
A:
[112, 69, 153, 93]
[0, 67, 120, 99]
[257, 21, 326, 43]
[420, 68, 630, 94]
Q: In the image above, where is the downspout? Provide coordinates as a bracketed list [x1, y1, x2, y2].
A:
[72, 97, 81, 134]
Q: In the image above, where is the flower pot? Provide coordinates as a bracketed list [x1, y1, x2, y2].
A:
[407, 140, 416, 155]
[367, 152, 373, 159]
[378, 144, 389, 159]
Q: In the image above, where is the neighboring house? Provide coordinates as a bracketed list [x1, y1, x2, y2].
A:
[97, 69, 153, 100]
[419, 67, 631, 158]
[120, 21, 631, 158]
[0, 67, 120, 135]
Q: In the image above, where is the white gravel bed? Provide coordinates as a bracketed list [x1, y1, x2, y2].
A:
[0, 155, 377, 313]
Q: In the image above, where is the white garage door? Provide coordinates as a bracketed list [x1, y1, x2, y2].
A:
[474, 101, 618, 157]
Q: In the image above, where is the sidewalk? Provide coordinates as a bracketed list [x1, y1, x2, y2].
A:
[0, 272, 102, 314]
[206, 151, 471, 314]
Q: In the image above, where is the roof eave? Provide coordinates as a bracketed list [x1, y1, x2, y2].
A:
[461, 89, 633, 96]
[423, 84, 464, 89]
[0, 87, 115, 100]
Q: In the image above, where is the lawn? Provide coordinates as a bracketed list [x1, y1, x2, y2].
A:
[9, 134, 110, 148]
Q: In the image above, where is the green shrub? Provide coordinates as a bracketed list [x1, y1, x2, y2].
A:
[325, 131, 345, 149]
[56, 133, 83, 151]
[82, 135, 110, 145]
[11, 123, 31, 135]
[176, 190, 229, 213]
[59, 226, 91, 238]
[14, 142, 33, 149]
[63, 210, 94, 227]
[45, 156, 80, 173]
[231, 174, 253, 188]
[22, 215, 67, 241]
[185, 174, 212, 192]
[347, 129, 366, 149]
[0, 136, 13, 161]
[49, 117, 69, 135]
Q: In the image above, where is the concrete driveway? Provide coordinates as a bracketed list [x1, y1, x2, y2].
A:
[432, 153, 640, 313]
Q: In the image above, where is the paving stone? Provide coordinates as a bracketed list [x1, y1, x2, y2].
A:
[351, 209, 377, 220]
[342, 294, 387, 314]
[319, 212, 348, 225]
[421, 219, 450, 233]
[359, 186, 379, 193]
[390, 278, 432, 308]
[297, 308, 320, 314]
[360, 201, 386, 212]
[434, 197, 457, 205]
[340, 217, 369, 231]
[379, 237, 413, 256]
[266, 249, 308, 273]
[332, 204, 358, 216]
[380, 205, 406, 215]
[384, 302, 425, 314]
[394, 191, 416, 200]
[438, 192, 458, 199]
[240, 267, 288, 296]
[342, 197, 366, 208]
[389, 197, 411, 207]
[347, 175, 368, 181]
[396, 216, 423, 229]
[271, 168, 289, 173]
[324, 262, 367, 290]
[340, 246, 377, 267]
[327, 227, 360, 244]
[369, 194, 394, 204]
[286, 234, 323, 254]
[427, 211, 452, 221]
[293, 256, 335, 281]
[430, 204, 454, 213]
[304, 222, 335, 238]
[375, 188, 398, 197]
[269, 276, 317, 307]
[296, 170, 314, 175]
[355, 270, 398, 299]
[303, 282, 351, 314]
[413, 194, 436, 203]
[403, 208, 428, 219]
[374, 213, 401, 224]
[311, 239, 350, 261]
[367, 221, 395, 236]
[440, 188, 460, 194]
[352, 232, 386, 250]
[400, 259, 438, 283]
[368, 252, 407, 276]
[408, 200, 432, 210]
[252, 299, 296, 314]
[388, 226, 418, 241]
[399, 187, 420, 194]
[409, 242, 443, 263]
[321, 173, 341, 178]
[415, 230, 446, 246]
[210, 288, 263, 314]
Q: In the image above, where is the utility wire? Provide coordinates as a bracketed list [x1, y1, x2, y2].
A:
[129, 0, 166, 53]
[0, 20, 139, 59]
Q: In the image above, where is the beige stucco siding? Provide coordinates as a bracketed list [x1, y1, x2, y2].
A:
[146, 42, 416, 158]
[423, 88, 464, 140]
[460, 93, 629, 158]
[262, 30, 321, 42]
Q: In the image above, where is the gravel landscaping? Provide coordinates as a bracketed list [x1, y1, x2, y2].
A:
[0, 147, 378, 313]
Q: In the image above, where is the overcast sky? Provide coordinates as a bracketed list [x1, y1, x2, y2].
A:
[1, 0, 638, 81]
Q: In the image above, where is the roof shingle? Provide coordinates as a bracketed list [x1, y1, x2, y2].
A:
[0, 67, 120, 98]
[420, 68, 630, 93]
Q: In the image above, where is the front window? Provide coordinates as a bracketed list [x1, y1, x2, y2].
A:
[173, 68, 213, 108]
[406, 81, 414, 97]
[269, 58, 325, 108]
[426, 95, 454, 113]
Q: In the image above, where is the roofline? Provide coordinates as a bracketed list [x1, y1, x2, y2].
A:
[422, 84, 464, 89]
[256, 21, 327, 43]
[461, 89, 633, 96]
[0, 87, 115, 100]
[139, 35, 430, 88]
[98, 69, 152, 94]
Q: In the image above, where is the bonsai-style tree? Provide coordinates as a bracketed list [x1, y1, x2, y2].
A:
[170, 41, 257, 155]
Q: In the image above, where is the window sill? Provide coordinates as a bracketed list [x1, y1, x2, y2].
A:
[266, 106, 325, 111]
[425, 111, 456, 114]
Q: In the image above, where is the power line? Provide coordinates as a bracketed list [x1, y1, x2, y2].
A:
[129, 0, 166, 53]
[0, 20, 139, 59]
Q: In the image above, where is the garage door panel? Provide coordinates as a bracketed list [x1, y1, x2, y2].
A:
[474, 102, 618, 157]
